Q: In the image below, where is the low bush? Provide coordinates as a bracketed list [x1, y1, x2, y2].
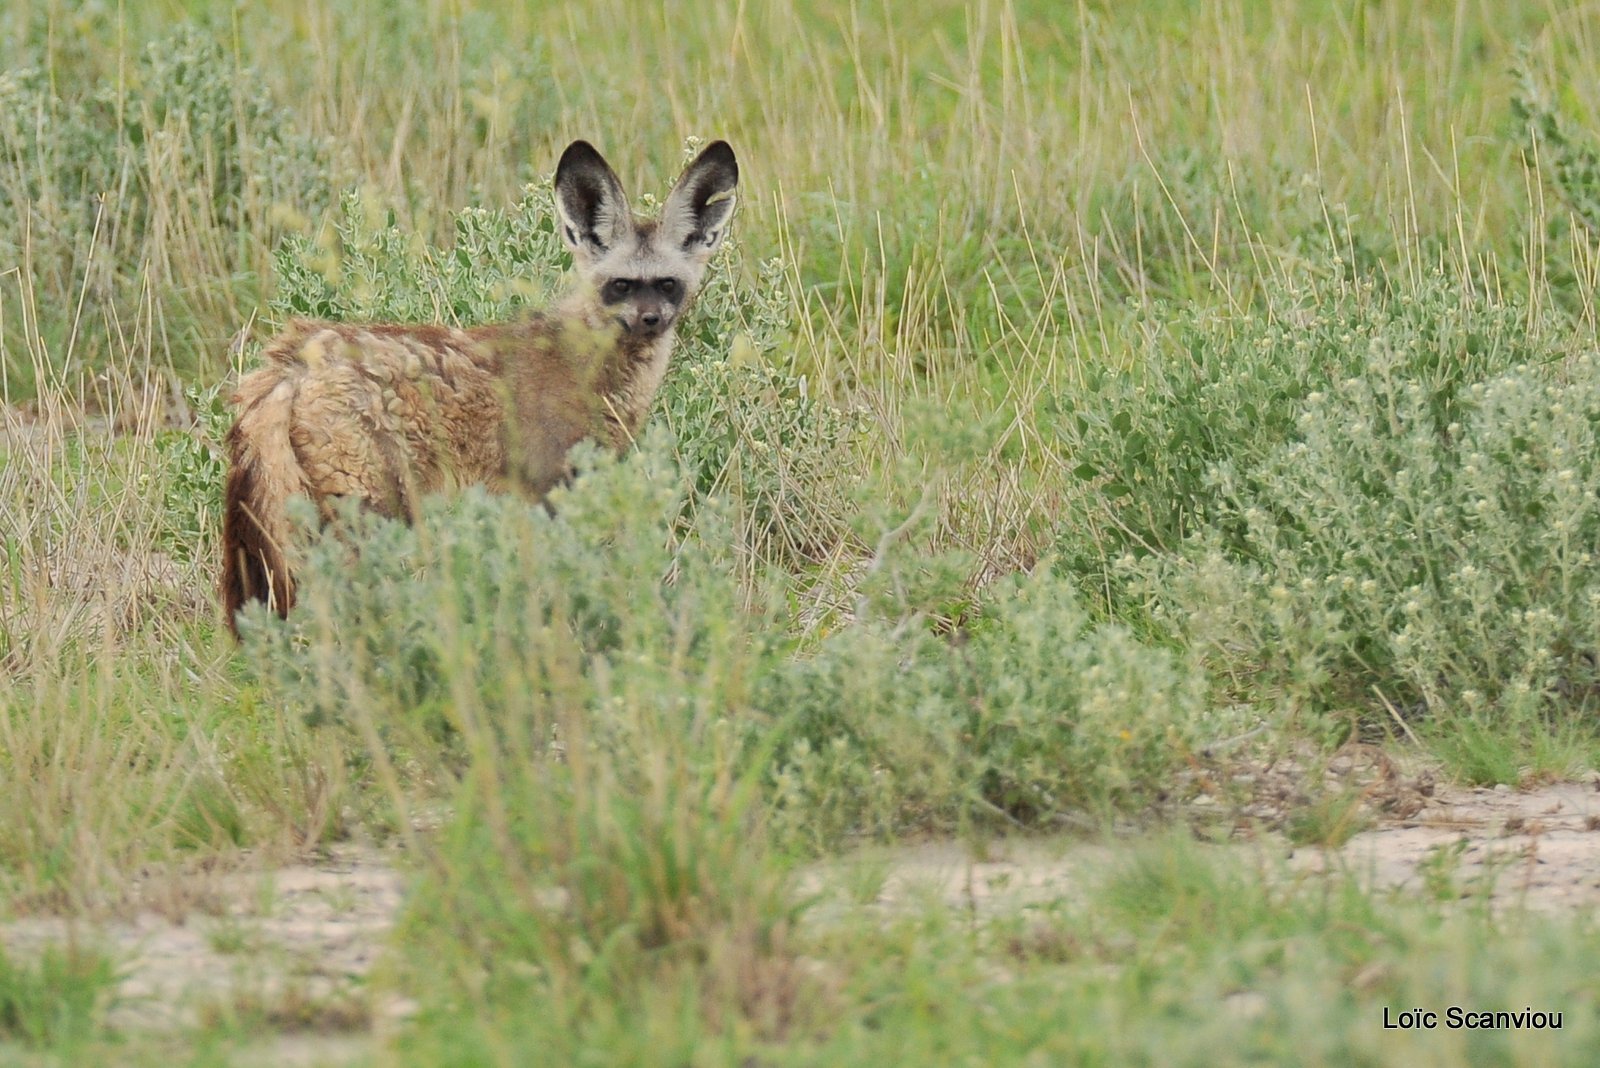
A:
[0, 25, 331, 389]
[244, 432, 1211, 849]
[1056, 266, 1600, 749]
[1054, 271, 1547, 578]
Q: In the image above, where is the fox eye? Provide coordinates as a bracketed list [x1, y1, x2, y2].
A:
[603, 279, 635, 302]
[656, 278, 680, 298]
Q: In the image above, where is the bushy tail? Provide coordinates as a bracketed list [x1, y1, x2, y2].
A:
[219, 372, 312, 637]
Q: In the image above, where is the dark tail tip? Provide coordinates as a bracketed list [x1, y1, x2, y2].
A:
[219, 459, 293, 640]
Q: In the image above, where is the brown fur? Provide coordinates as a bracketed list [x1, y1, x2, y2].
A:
[219, 140, 738, 635]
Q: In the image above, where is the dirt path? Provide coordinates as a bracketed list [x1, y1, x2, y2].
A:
[1299, 778, 1600, 911]
[5, 779, 1600, 1057]
[1, 845, 407, 1059]
[802, 778, 1600, 918]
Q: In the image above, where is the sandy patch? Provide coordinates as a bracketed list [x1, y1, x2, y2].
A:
[6, 774, 1600, 1055]
[1, 845, 407, 1042]
[1296, 778, 1600, 911]
[802, 777, 1600, 919]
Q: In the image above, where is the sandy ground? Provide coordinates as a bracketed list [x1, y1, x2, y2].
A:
[1, 846, 407, 1058]
[800, 777, 1600, 920]
[5, 774, 1600, 1059]
[1298, 777, 1600, 911]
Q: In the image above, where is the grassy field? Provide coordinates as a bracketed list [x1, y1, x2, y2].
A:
[5, 0, 1600, 1063]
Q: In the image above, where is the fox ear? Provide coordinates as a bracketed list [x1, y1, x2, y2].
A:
[660, 141, 739, 261]
[553, 141, 631, 261]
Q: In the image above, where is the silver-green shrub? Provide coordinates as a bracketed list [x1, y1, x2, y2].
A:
[1204, 345, 1600, 727]
[0, 25, 330, 386]
[1055, 271, 1546, 578]
[764, 566, 1209, 849]
[1069, 268, 1600, 736]
[243, 431, 1211, 849]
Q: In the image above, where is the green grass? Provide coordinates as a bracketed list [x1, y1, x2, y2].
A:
[5, 0, 1600, 1062]
[0, 942, 117, 1051]
[384, 834, 1600, 1066]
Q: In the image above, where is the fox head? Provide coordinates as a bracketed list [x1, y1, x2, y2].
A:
[553, 139, 739, 340]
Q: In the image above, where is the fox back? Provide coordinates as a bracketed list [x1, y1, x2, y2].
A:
[220, 139, 739, 635]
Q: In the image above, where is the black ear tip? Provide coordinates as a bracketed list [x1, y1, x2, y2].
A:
[696, 140, 738, 179]
[557, 140, 608, 173]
